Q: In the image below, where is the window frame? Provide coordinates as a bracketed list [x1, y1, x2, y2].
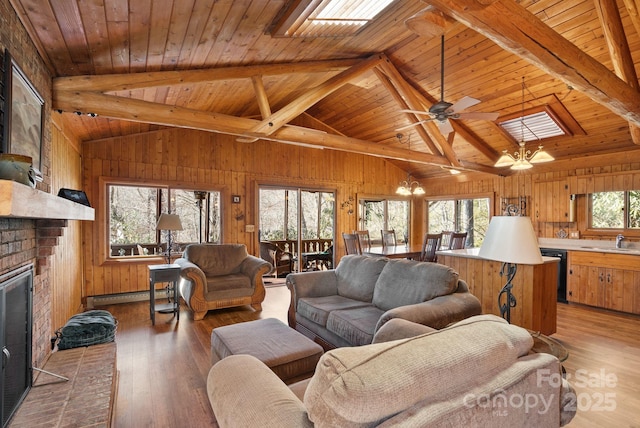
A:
[588, 190, 640, 231]
[424, 193, 494, 248]
[357, 194, 411, 245]
[98, 177, 224, 265]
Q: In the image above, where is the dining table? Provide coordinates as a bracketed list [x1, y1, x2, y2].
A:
[362, 244, 424, 260]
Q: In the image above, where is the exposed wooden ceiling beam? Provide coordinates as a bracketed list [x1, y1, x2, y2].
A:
[53, 90, 452, 167]
[622, 0, 640, 39]
[245, 54, 385, 138]
[594, 0, 640, 145]
[53, 58, 362, 92]
[404, 6, 456, 38]
[423, 0, 640, 127]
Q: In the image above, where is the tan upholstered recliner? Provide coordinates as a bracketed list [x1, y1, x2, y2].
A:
[175, 244, 272, 320]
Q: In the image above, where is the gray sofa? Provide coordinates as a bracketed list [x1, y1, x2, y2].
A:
[286, 255, 482, 348]
[208, 315, 576, 427]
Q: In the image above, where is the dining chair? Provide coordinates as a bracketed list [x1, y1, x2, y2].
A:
[381, 230, 397, 247]
[440, 231, 453, 250]
[420, 233, 442, 262]
[353, 230, 371, 251]
[449, 232, 468, 250]
[342, 233, 362, 255]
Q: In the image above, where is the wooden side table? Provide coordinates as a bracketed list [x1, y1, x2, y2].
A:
[148, 264, 181, 325]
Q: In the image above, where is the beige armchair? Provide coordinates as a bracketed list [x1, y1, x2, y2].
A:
[175, 244, 272, 320]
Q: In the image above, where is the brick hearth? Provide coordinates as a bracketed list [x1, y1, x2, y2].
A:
[9, 342, 117, 428]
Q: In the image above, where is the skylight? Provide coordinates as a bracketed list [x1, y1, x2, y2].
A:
[271, 0, 395, 37]
[499, 111, 566, 142]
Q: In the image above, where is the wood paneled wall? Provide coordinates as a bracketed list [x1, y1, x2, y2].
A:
[81, 125, 640, 298]
[423, 164, 640, 241]
[81, 128, 408, 297]
[50, 116, 85, 331]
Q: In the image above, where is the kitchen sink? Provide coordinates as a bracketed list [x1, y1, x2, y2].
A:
[580, 246, 640, 253]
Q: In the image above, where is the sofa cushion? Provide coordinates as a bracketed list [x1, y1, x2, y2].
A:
[183, 244, 248, 277]
[303, 315, 533, 427]
[326, 306, 385, 346]
[335, 255, 387, 302]
[297, 296, 373, 327]
[372, 259, 459, 311]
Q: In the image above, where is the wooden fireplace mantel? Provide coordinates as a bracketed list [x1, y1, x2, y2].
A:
[0, 180, 94, 220]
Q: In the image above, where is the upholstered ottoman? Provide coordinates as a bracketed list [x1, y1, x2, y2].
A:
[210, 318, 323, 384]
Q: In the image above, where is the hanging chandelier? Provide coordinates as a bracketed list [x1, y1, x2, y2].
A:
[396, 173, 425, 196]
[495, 78, 554, 170]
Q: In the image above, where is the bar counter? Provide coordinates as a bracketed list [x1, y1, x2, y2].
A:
[437, 248, 559, 335]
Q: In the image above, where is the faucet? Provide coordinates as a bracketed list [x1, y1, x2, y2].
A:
[616, 234, 625, 249]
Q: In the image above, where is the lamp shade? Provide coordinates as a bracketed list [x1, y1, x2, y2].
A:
[478, 216, 543, 265]
[156, 213, 183, 231]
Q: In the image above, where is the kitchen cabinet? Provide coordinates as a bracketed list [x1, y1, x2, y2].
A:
[567, 251, 640, 314]
[533, 178, 573, 222]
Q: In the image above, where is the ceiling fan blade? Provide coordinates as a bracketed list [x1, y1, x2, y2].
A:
[399, 109, 433, 116]
[457, 111, 500, 121]
[447, 96, 481, 113]
[437, 119, 454, 135]
[396, 118, 435, 131]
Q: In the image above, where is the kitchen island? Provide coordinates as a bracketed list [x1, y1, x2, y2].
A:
[437, 248, 559, 335]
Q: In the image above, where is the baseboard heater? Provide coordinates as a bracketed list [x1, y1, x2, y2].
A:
[87, 289, 171, 308]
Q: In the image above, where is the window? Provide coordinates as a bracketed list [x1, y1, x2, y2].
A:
[259, 186, 335, 257]
[271, 0, 395, 38]
[590, 190, 640, 229]
[427, 196, 491, 247]
[108, 183, 221, 258]
[359, 198, 410, 244]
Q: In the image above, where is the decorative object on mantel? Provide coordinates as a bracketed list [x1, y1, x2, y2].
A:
[478, 214, 543, 323]
[57, 188, 91, 207]
[396, 172, 425, 196]
[494, 78, 554, 170]
[156, 213, 183, 263]
[0, 153, 39, 187]
[340, 196, 354, 215]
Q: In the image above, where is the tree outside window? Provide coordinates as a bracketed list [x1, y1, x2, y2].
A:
[359, 198, 410, 244]
[427, 197, 490, 247]
[591, 190, 640, 229]
[108, 184, 221, 257]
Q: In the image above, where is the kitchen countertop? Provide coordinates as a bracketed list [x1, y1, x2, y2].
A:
[436, 248, 560, 263]
[538, 238, 640, 255]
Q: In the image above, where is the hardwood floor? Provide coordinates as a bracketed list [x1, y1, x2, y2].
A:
[100, 286, 640, 427]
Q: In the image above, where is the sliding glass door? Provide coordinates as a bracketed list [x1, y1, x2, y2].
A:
[259, 186, 335, 271]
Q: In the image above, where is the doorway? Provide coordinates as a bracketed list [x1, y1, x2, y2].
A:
[259, 186, 335, 272]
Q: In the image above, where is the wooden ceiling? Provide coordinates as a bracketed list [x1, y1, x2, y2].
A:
[11, 0, 640, 179]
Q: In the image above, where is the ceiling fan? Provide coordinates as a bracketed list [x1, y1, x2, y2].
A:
[398, 35, 499, 135]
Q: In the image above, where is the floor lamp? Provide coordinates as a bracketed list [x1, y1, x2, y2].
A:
[156, 213, 183, 264]
[478, 215, 543, 323]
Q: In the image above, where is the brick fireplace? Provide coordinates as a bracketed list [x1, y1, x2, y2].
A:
[0, 218, 50, 368]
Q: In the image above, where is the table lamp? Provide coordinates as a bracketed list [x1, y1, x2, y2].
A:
[156, 213, 183, 263]
[478, 215, 543, 323]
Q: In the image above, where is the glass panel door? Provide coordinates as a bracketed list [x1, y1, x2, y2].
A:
[259, 186, 335, 272]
